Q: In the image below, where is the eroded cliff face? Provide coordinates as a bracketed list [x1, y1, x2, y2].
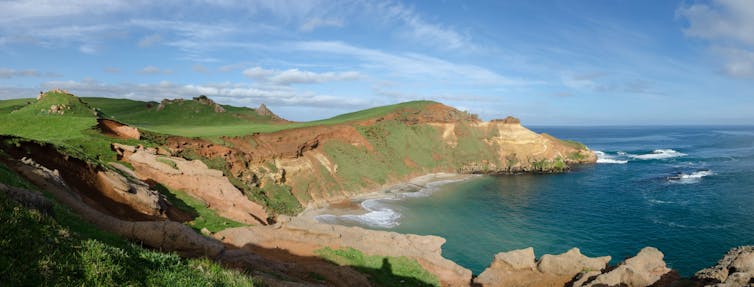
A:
[164, 103, 596, 211]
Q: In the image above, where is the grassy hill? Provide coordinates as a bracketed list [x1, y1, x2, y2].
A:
[86, 96, 437, 137]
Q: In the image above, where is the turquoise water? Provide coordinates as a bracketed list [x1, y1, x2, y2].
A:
[319, 126, 754, 276]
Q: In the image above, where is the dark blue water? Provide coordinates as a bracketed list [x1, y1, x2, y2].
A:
[326, 126, 754, 276]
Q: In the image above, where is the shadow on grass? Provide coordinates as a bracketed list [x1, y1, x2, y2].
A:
[233, 243, 441, 287]
[147, 181, 198, 222]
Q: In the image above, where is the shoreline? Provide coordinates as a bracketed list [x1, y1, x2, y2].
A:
[295, 172, 479, 226]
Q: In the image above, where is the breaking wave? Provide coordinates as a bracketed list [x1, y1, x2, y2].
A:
[315, 177, 471, 228]
[315, 199, 401, 228]
[667, 170, 714, 184]
[595, 151, 628, 164]
[629, 149, 686, 160]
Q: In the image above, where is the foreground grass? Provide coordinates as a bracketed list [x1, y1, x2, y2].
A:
[316, 247, 439, 287]
[0, 162, 255, 286]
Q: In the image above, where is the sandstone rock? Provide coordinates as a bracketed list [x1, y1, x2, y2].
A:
[114, 143, 268, 225]
[217, 219, 472, 287]
[537, 247, 610, 277]
[584, 247, 670, 287]
[497, 247, 537, 270]
[98, 119, 140, 140]
[94, 170, 166, 218]
[695, 246, 754, 286]
[475, 247, 610, 287]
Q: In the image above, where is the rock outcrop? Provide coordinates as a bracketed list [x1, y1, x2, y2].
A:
[255, 103, 284, 121]
[98, 119, 140, 139]
[474, 247, 611, 287]
[216, 216, 472, 287]
[695, 246, 754, 287]
[581, 247, 671, 287]
[113, 143, 268, 224]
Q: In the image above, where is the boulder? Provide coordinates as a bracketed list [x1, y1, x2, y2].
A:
[695, 246, 754, 286]
[475, 247, 609, 287]
[583, 247, 670, 287]
[537, 247, 611, 277]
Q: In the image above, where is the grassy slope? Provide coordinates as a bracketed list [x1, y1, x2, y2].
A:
[0, 162, 256, 286]
[86, 97, 437, 137]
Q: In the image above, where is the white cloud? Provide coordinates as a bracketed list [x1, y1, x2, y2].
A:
[139, 66, 172, 75]
[678, 0, 754, 78]
[34, 79, 369, 110]
[192, 64, 209, 73]
[300, 17, 343, 32]
[0, 68, 60, 78]
[243, 66, 362, 85]
[715, 47, 754, 78]
[367, 1, 473, 50]
[242, 66, 275, 78]
[0, 0, 139, 24]
[104, 67, 121, 73]
[291, 41, 525, 85]
[138, 34, 162, 47]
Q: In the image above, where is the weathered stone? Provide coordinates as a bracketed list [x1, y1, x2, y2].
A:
[695, 246, 754, 287]
[585, 247, 670, 287]
[537, 247, 610, 277]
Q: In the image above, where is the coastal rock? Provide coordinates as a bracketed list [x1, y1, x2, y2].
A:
[475, 247, 609, 287]
[497, 247, 537, 270]
[216, 218, 472, 287]
[113, 143, 268, 225]
[695, 246, 754, 286]
[583, 247, 670, 287]
[537, 247, 611, 277]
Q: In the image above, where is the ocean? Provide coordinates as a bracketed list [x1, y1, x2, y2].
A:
[316, 126, 754, 276]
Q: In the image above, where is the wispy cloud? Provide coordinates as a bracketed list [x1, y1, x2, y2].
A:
[291, 41, 525, 85]
[0, 68, 61, 78]
[138, 34, 162, 47]
[243, 66, 361, 85]
[300, 17, 344, 32]
[139, 66, 172, 75]
[35, 79, 369, 110]
[678, 0, 754, 78]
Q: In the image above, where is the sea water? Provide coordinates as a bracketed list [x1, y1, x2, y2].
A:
[317, 126, 754, 276]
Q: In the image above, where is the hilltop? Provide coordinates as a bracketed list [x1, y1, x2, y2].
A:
[0, 91, 597, 286]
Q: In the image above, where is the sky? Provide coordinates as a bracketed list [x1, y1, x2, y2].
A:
[0, 0, 753, 125]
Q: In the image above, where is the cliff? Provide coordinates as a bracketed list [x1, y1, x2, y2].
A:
[163, 102, 596, 213]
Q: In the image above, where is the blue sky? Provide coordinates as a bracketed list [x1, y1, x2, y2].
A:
[1, 0, 752, 124]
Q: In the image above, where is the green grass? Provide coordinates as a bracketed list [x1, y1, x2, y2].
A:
[152, 184, 246, 232]
[316, 247, 439, 287]
[559, 139, 588, 150]
[83, 97, 438, 137]
[156, 157, 178, 169]
[0, 163, 255, 286]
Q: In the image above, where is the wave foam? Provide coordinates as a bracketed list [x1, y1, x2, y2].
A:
[595, 151, 628, 164]
[629, 149, 686, 160]
[316, 199, 401, 228]
[668, 170, 713, 184]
